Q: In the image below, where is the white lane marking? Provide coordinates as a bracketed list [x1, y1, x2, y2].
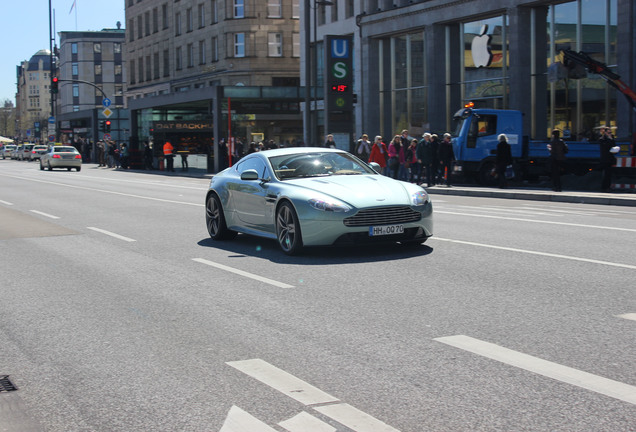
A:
[219, 406, 278, 432]
[432, 237, 636, 270]
[617, 313, 636, 321]
[193, 258, 294, 289]
[436, 210, 636, 233]
[30, 209, 60, 219]
[279, 412, 337, 432]
[435, 335, 636, 406]
[314, 404, 400, 432]
[0, 199, 13, 205]
[226, 359, 339, 406]
[228, 359, 401, 432]
[87, 227, 136, 242]
[0, 174, 202, 207]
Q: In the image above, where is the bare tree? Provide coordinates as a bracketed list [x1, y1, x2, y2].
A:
[0, 99, 16, 137]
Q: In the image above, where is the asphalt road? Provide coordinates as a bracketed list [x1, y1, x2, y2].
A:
[1, 161, 635, 432]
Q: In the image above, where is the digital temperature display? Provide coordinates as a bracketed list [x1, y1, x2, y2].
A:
[330, 84, 349, 93]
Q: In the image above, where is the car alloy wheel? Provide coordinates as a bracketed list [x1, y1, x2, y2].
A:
[206, 193, 236, 240]
[276, 202, 303, 255]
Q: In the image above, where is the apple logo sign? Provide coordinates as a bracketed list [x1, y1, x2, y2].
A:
[471, 24, 493, 68]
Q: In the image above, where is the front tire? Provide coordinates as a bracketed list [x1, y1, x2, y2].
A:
[40, 161, 44, 170]
[276, 202, 303, 255]
[47, 162, 52, 171]
[206, 193, 236, 240]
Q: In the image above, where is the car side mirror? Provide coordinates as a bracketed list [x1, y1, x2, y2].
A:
[240, 169, 259, 181]
[369, 162, 381, 172]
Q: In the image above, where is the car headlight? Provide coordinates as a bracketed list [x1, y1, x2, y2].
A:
[308, 198, 351, 212]
[411, 190, 429, 206]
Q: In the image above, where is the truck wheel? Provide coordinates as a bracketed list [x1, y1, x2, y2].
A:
[479, 161, 498, 186]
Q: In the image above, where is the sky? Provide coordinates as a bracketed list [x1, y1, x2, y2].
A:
[1, 0, 125, 103]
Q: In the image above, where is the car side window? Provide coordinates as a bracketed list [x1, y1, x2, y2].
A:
[236, 157, 266, 178]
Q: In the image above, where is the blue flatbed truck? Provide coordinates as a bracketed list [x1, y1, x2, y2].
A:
[450, 105, 633, 185]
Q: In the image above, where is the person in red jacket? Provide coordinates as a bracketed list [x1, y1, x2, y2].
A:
[368, 135, 388, 175]
[163, 141, 175, 172]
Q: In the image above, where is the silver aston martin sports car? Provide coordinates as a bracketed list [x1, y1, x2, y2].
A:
[205, 147, 433, 255]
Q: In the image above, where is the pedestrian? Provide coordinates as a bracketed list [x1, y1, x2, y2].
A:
[387, 135, 405, 180]
[417, 133, 436, 187]
[163, 141, 175, 172]
[324, 134, 336, 148]
[406, 139, 420, 183]
[97, 140, 105, 167]
[368, 135, 388, 174]
[430, 134, 441, 184]
[181, 150, 189, 172]
[356, 134, 371, 162]
[119, 143, 129, 169]
[218, 139, 229, 170]
[547, 129, 567, 192]
[598, 126, 617, 192]
[495, 133, 513, 188]
[438, 133, 455, 186]
[107, 141, 116, 167]
[143, 141, 154, 170]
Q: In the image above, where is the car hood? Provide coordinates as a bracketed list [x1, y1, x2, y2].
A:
[285, 174, 417, 207]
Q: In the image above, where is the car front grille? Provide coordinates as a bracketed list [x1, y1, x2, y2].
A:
[343, 206, 421, 227]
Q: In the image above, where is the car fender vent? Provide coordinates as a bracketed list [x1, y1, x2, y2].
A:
[0, 375, 18, 392]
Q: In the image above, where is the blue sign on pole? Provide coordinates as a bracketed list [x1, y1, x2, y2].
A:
[48, 116, 55, 124]
[102, 98, 112, 108]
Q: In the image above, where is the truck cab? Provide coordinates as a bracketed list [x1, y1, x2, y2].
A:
[452, 104, 523, 183]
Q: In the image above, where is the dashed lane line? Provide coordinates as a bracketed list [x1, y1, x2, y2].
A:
[29, 209, 60, 219]
[616, 313, 636, 321]
[192, 258, 294, 289]
[87, 227, 136, 242]
[435, 335, 636, 406]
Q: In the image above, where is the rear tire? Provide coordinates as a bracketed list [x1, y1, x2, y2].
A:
[76, 166, 81, 172]
[206, 193, 237, 240]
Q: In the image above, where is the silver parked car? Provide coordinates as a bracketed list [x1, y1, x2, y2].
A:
[18, 144, 35, 160]
[1, 144, 16, 159]
[40, 145, 82, 171]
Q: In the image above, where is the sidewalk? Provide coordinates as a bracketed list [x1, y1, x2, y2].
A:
[111, 165, 636, 207]
[425, 184, 636, 207]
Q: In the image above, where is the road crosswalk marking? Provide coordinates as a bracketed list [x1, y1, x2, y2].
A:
[434, 335, 636, 405]
[226, 358, 400, 431]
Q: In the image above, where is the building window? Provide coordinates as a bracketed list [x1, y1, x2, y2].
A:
[93, 42, 102, 53]
[331, 1, 338, 21]
[163, 49, 170, 76]
[95, 64, 102, 76]
[268, 33, 282, 57]
[130, 59, 136, 84]
[211, 36, 218, 61]
[72, 63, 79, 76]
[154, 52, 160, 79]
[137, 15, 143, 39]
[233, 0, 244, 19]
[176, 46, 183, 69]
[73, 105, 80, 112]
[186, 8, 193, 32]
[292, 33, 300, 57]
[268, 0, 281, 18]
[292, 0, 299, 19]
[71, 43, 78, 54]
[72, 84, 79, 97]
[187, 43, 194, 67]
[198, 3, 205, 28]
[114, 43, 122, 54]
[115, 64, 122, 76]
[162, 3, 168, 29]
[128, 19, 135, 41]
[138, 57, 144, 82]
[234, 33, 245, 57]
[153, 7, 159, 33]
[211, 0, 217, 23]
[145, 11, 151, 35]
[199, 40, 206, 64]
[145, 56, 151, 81]
[175, 12, 182, 35]
[345, 0, 354, 18]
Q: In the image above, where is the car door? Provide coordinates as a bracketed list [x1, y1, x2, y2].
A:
[231, 157, 275, 233]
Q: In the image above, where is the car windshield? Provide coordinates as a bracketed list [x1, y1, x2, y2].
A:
[269, 151, 376, 180]
[54, 147, 78, 153]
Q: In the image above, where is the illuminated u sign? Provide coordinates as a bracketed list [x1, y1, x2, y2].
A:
[331, 39, 349, 58]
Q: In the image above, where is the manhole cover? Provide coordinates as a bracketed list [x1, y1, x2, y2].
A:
[0, 375, 18, 392]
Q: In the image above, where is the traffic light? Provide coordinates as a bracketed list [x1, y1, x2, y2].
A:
[51, 76, 59, 94]
[104, 120, 111, 133]
[99, 120, 105, 132]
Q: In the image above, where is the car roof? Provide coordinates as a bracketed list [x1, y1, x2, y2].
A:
[258, 147, 346, 157]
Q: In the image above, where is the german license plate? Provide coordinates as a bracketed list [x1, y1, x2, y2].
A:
[369, 224, 404, 236]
